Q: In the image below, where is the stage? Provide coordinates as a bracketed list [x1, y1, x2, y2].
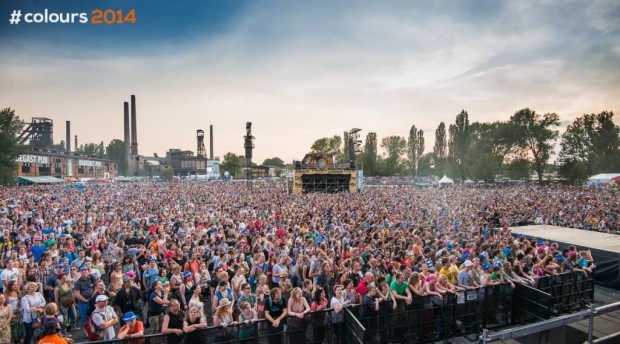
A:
[510, 225, 620, 289]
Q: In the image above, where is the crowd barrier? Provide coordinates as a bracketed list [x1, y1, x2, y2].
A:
[76, 271, 594, 344]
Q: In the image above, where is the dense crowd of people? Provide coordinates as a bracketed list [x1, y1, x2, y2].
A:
[0, 180, 612, 344]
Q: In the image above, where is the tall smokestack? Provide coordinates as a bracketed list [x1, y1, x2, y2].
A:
[124, 102, 130, 156]
[210, 125, 214, 160]
[66, 121, 71, 152]
[130, 95, 138, 155]
[74, 135, 78, 152]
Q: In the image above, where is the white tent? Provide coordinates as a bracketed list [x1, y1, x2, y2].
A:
[438, 175, 454, 186]
[464, 179, 475, 185]
[587, 173, 620, 187]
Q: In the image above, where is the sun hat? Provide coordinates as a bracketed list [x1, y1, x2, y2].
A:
[482, 262, 491, 270]
[554, 254, 565, 261]
[463, 260, 474, 267]
[182, 271, 192, 279]
[218, 298, 231, 308]
[122, 311, 137, 322]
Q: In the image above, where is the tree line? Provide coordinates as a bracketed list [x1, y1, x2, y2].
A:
[2, 107, 618, 185]
[307, 108, 620, 184]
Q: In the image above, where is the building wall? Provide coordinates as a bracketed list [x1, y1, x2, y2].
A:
[16, 152, 118, 178]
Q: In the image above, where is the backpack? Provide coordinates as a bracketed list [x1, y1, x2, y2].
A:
[84, 311, 103, 341]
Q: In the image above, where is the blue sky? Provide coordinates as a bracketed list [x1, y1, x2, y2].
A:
[1, 0, 619, 163]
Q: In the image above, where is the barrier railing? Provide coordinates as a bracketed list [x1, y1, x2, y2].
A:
[513, 283, 552, 324]
[537, 271, 594, 314]
[75, 272, 594, 344]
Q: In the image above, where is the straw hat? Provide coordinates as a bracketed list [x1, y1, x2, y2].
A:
[217, 298, 231, 309]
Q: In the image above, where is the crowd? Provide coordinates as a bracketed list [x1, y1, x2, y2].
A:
[0, 180, 613, 344]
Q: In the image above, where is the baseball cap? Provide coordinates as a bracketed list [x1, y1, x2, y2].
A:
[463, 260, 473, 267]
[95, 295, 109, 302]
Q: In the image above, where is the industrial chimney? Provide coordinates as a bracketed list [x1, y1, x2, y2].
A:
[66, 121, 71, 152]
[130, 95, 138, 155]
[124, 102, 130, 156]
[210, 125, 214, 160]
[74, 135, 78, 152]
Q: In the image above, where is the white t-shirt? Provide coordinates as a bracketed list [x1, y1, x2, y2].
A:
[92, 306, 118, 340]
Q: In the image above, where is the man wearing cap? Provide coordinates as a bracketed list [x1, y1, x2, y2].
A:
[117, 311, 144, 344]
[115, 276, 142, 323]
[45, 263, 64, 301]
[88, 280, 116, 316]
[73, 265, 97, 330]
[457, 260, 478, 289]
[92, 294, 119, 340]
[29, 237, 46, 263]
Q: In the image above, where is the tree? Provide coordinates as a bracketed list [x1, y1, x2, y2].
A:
[407, 125, 418, 177]
[106, 139, 128, 175]
[49, 140, 66, 151]
[310, 135, 342, 157]
[363, 132, 377, 176]
[452, 110, 471, 181]
[220, 152, 241, 178]
[0, 108, 25, 185]
[505, 158, 531, 180]
[380, 135, 406, 175]
[468, 121, 518, 181]
[160, 167, 174, 181]
[510, 108, 560, 183]
[418, 153, 434, 177]
[560, 111, 620, 174]
[416, 130, 425, 176]
[76, 142, 104, 157]
[262, 157, 285, 168]
[433, 122, 447, 176]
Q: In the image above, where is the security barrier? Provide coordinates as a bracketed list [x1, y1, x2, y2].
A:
[76, 272, 594, 344]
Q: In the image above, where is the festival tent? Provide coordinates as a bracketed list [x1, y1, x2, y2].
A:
[464, 179, 475, 186]
[17, 176, 64, 185]
[438, 175, 454, 186]
[586, 173, 620, 187]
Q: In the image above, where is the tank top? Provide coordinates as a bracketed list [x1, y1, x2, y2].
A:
[185, 316, 203, 343]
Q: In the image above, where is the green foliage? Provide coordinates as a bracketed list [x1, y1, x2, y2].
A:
[560, 111, 620, 174]
[262, 157, 285, 168]
[310, 135, 342, 157]
[49, 140, 66, 151]
[220, 152, 240, 177]
[407, 125, 418, 177]
[418, 153, 434, 177]
[510, 108, 560, 183]
[450, 110, 471, 180]
[434, 122, 447, 177]
[106, 139, 128, 175]
[380, 135, 406, 175]
[505, 158, 531, 180]
[0, 108, 25, 185]
[468, 121, 518, 181]
[76, 142, 104, 157]
[363, 132, 377, 176]
[160, 167, 174, 181]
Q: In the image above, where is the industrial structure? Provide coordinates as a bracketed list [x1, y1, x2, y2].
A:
[14, 118, 119, 179]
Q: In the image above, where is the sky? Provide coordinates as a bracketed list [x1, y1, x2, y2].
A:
[1, 0, 619, 164]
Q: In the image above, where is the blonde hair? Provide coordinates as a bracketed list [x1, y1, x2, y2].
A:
[45, 302, 58, 316]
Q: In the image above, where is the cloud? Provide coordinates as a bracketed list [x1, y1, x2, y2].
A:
[1, 0, 619, 162]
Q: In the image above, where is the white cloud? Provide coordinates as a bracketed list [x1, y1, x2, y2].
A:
[1, 1, 619, 163]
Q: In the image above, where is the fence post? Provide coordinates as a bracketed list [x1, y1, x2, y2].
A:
[587, 303, 597, 344]
[480, 328, 489, 344]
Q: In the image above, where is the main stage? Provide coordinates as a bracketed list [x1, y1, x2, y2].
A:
[510, 225, 620, 289]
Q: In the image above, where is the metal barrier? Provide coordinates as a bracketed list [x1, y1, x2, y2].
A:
[512, 283, 552, 324]
[75, 274, 595, 344]
[480, 301, 620, 344]
[537, 271, 595, 314]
